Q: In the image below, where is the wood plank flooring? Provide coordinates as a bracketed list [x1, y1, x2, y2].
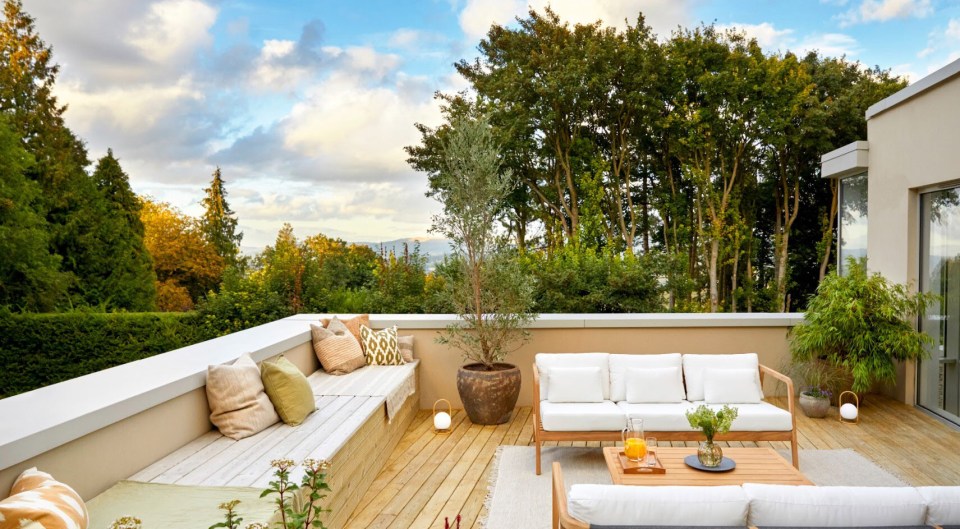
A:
[344, 395, 960, 529]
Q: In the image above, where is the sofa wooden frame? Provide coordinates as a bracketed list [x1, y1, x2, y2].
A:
[533, 362, 798, 475]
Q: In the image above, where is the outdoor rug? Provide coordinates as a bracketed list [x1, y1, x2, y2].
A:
[482, 446, 907, 529]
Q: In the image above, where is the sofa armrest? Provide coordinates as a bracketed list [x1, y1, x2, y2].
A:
[759, 364, 796, 418]
[553, 462, 588, 529]
[533, 362, 542, 427]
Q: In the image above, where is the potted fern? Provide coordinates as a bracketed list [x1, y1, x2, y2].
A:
[790, 258, 934, 398]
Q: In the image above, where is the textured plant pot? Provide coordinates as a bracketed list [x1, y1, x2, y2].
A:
[457, 363, 521, 425]
[698, 440, 723, 467]
[799, 393, 831, 418]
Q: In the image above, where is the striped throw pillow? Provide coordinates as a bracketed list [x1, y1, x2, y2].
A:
[0, 467, 89, 529]
[311, 323, 366, 375]
[359, 325, 404, 365]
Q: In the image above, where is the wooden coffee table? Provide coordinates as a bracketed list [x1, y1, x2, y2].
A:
[603, 446, 812, 486]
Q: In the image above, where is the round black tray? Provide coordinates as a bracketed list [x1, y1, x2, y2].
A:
[683, 455, 736, 472]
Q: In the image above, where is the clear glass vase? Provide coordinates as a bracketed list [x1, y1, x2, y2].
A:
[698, 440, 723, 467]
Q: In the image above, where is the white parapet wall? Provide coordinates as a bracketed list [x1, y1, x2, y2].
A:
[0, 312, 804, 499]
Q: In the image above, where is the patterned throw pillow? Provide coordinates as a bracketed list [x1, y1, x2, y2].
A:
[397, 335, 415, 363]
[311, 321, 366, 375]
[359, 325, 404, 365]
[0, 467, 89, 529]
[320, 314, 369, 349]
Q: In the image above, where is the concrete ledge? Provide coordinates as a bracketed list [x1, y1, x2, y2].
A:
[866, 58, 960, 119]
[0, 312, 804, 471]
[821, 141, 869, 180]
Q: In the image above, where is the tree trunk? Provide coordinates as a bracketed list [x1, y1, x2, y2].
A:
[708, 238, 719, 313]
[819, 178, 839, 281]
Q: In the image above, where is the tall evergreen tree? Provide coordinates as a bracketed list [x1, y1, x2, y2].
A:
[201, 167, 242, 267]
[0, 117, 68, 310]
[84, 150, 156, 310]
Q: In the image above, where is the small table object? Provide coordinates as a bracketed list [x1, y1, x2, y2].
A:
[603, 446, 812, 486]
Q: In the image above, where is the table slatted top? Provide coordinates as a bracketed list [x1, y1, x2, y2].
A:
[603, 446, 812, 486]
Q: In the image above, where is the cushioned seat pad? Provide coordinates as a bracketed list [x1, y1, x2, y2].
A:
[615, 401, 792, 432]
[540, 401, 626, 431]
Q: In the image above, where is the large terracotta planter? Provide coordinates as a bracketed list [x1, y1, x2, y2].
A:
[457, 363, 521, 425]
[799, 393, 831, 418]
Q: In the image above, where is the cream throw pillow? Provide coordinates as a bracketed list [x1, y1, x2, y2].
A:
[398, 335, 415, 363]
[320, 314, 369, 348]
[206, 353, 280, 440]
[359, 325, 404, 365]
[311, 322, 367, 375]
[0, 467, 89, 529]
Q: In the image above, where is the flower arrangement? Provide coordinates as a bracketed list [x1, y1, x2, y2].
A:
[685, 404, 738, 442]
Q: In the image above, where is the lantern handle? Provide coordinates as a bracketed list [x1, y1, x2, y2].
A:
[433, 398, 452, 417]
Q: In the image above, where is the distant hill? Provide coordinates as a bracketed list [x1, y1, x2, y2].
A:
[360, 238, 452, 270]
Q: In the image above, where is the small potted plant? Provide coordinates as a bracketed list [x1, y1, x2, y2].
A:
[790, 359, 844, 418]
[685, 404, 738, 468]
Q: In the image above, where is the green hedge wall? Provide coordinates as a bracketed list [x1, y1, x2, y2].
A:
[0, 312, 216, 398]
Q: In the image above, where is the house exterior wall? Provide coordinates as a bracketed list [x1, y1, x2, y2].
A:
[865, 63, 960, 403]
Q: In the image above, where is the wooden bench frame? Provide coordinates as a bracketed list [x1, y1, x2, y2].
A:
[533, 362, 798, 475]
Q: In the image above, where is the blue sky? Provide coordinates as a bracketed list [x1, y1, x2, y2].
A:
[23, 0, 960, 250]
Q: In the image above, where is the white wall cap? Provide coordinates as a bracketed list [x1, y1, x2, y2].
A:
[866, 57, 960, 120]
[821, 141, 869, 179]
[289, 313, 805, 329]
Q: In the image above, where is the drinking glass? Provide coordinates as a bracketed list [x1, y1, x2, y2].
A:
[645, 437, 658, 466]
[621, 417, 646, 462]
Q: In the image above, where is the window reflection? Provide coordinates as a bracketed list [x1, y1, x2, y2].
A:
[838, 173, 868, 274]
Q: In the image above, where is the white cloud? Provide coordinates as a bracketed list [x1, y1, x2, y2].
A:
[838, 0, 932, 27]
[796, 33, 860, 58]
[948, 19, 960, 40]
[717, 22, 794, 50]
[126, 0, 217, 66]
[458, 0, 692, 40]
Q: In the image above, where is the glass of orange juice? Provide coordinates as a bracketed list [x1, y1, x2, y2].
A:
[621, 417, 646, 462]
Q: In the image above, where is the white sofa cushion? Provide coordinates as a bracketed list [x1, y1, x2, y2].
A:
[540, 401, 626, 432]
[725, 402, 792, 431]
[704, 368, 763, 404]
[616, 402, 698, 431]
[568, 484, 748, 527]
[547, 367, 604, 403]
[626, 366, 686, 403]
[919, 486, 960, 525]
[744, 484, 927, 527]
[537, 353, 610, 400]
[683, 353, 759, 401]
[609, 353, 682, 401]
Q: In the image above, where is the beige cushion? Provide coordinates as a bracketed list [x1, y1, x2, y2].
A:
[206, 354, 280, 440]
[311, 323, 366, 375]
[360, 325, 404, 365]
[398, 335, 415, 363]
[0, 467, 89, 529]
[261, 356, 316, 425]
[320, 314, 369, 347]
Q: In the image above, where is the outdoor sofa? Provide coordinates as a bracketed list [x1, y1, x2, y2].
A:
[552, 462, 960, 528]
[532, 352, 797, 474]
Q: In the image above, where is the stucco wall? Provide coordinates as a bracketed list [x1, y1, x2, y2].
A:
[865, 66, 960, 403]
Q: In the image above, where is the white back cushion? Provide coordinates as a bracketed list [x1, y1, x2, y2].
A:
[568, 484, 748, 526]
[919, 486, 960, 525]
[547, 367, 604, 403]
[609, 353, 682, 401]
[537, 353, 610, 400]
[625, 367, 686, 403]
[744, 484, 927, 527]
[703, 368, 763, 403]
[683, 353, 758, 401]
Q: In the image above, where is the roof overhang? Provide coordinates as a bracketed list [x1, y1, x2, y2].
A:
[821, 141, 869, 179]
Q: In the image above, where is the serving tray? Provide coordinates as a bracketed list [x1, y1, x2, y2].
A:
[618, 451, 666, 474]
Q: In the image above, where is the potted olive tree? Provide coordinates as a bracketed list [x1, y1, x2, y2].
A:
[430, 115, 536, 425]
[790, 258, 934, 398]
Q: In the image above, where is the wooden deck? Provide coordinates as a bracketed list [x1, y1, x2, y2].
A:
[344, 395, 960, 529]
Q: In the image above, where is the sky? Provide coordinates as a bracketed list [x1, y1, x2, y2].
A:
[23, 0, 960, 250]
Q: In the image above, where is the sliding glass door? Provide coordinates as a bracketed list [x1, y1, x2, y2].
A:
[918, 186, 960, 424]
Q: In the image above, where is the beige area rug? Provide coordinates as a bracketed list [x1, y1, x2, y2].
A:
[483, 446, 907, 529]
[87, 480, 277, 529]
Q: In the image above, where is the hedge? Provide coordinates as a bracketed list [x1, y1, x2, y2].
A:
[0, 312, 216, 398]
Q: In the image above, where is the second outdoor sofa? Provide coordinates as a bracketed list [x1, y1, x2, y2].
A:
[532, 352, 797, 474]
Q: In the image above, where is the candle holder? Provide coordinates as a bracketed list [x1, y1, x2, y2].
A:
[433, 398, 452, 433]
[838, 391, 859, 424]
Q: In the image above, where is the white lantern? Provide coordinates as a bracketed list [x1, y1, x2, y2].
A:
[433, 399, 452, 432]
[840, 403, 858, 421]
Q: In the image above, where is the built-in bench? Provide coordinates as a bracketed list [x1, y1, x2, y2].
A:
[86, 361, 419, 528]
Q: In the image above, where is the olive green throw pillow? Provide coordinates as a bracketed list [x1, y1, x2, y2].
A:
[261, 356, 316, 426]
